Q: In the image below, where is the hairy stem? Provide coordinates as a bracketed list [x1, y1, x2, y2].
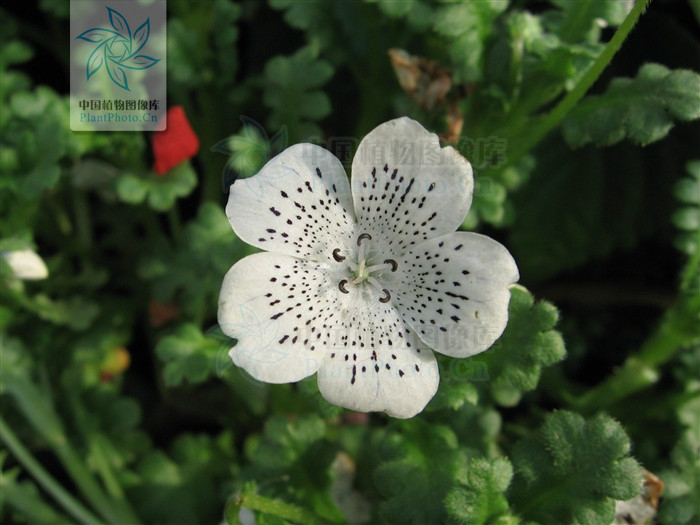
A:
[493, 0, 654, 175]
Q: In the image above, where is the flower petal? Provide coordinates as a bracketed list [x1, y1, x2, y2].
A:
[227, 144, 356, 262]
[351, 117, 473, 257]
[2, 249, 49, 280]
[316, 294, 439, 419]
[390, 232, 519, 358]
[219, 252, 349, 383]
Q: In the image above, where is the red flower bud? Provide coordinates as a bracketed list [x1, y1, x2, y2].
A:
[152, 106, 199, 175]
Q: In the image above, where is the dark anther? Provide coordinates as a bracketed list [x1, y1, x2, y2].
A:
[332, 248, 346, 262]
[356, 233, 372, 246]
[339, 280, 350, 294]
[384, 259, 398, 272]
[379, 289, 391, 303]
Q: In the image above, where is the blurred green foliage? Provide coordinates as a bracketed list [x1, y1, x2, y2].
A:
[1, 0, 699, 524]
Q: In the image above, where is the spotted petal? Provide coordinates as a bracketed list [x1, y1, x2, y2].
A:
[317, 293, 439, 418]
[390, 233, 519, 358]
[351, 117, 473, 258]
[218, 252, 350, 383]
[226, 144, 356, 262]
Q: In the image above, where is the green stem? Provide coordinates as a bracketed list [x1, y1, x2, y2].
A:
[0, 417, 103, 525]
[49, 429, 142, 525]
[492, 0, 653, 175]
[4, 375, 142, 524]
[89, 434, 125, 500]
[225, 493, 336, 525]
[572, 293, 699, 413]
[571, 208, 699, 413]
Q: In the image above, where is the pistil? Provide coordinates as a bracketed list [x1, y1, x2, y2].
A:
[333, 234, 398, 302]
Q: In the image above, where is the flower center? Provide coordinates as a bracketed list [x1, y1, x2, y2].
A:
[333, 233, 398, 303]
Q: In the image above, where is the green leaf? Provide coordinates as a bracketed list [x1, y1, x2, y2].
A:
[116, 164, 197, 211]
[546, 0, 628, 44]
[673, 160, 700, 255]
[29, 294, 99, 331]
[508, 126, 694, 282]
[245, 414, 341, 522]
[20, 163, 60, 199]
[138, 202, 243, 320]
[657, 345, 700, 525]
[184, 202, 243, 272]
[445, 457, 517, 525]
[249, 414, 328, 479]
[0, 455, 70, 525]
[373, 420, 469, 524]
[0, 40, 34, 66]
[222, 123, 277, 179]
[674, 161, 700, 204]
[426, 367, 479, 412]
[461, 150, 534, 229]
[147, 163, 198, 211]
[116, 173, 148, 204]
[478, 286, 566, 406]
[510, 410, 643, 525]
[264, 46, 334, 142]
[433, 1, 508, 82]
[167, 0, 241, 90]
[128, 432, 235, 525]
[658, 428, 700, 525]
[269, 1, 364, 65]
[463, 176, 508, 228]
[0, 336, 33, 391]
[156, 323, 226, 386]
[563, 63, 700, 148]
[297, 376, 345, 418]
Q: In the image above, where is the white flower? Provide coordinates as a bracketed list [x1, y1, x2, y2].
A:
[218, 117, 518, 418]
[2, 249, 49, 280]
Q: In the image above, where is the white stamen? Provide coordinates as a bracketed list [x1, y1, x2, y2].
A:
[357, 240, 367, 262]
[365, 263, 393, 274]
[367, 276, 385, 293]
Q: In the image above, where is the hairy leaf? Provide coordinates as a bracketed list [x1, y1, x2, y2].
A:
[445, 457, 517, 525]
[673, 160, 700, 255]
[373, 420, 469, 524]
[511, 411, 643, 525]
[478, 286, 566, 406]
[563, 64, 700, 148]
[245, 415, 341, 522]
